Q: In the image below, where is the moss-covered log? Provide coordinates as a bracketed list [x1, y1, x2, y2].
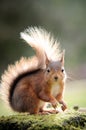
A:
[0, 111, 86, 130]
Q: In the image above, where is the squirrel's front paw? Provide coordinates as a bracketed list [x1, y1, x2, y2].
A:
[61, 103, 67, 111]
[51, 99, 58, 109]
[59, 100, 67, 111]
[60, 101, 67, 111]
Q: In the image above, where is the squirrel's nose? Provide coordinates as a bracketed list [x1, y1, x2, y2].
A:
[54, 76, 58, 81]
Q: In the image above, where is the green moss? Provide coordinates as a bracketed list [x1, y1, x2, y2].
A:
[0, 111, 86, 130]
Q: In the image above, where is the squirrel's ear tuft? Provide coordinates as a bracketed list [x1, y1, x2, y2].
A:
[45, 53, 50, 67]
[60, 50, 65, 65]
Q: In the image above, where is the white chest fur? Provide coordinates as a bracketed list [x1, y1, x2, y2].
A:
[51, 84, 60, 97]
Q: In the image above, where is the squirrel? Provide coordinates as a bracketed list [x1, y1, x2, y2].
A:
[0, 27, 67, 114]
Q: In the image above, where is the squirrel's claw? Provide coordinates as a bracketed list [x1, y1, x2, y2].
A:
[61, 102, 67, 111]
[51, 100, 58, 109]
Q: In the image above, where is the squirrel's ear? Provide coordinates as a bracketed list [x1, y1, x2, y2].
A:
[45, 53, 50, 66]
[60, 50, 65, 65]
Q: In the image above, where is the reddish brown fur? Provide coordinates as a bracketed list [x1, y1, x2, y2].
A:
[10, 60, 67, 114]
[0, 27, 67, 114]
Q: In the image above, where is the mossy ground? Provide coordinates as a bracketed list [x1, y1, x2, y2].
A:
[0, 110, 86, 130]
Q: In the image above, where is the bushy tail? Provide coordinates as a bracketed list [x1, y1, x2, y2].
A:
[0, 27, 62, 107]
[20, 27, 61, 62]
[0, 57, 41, 106]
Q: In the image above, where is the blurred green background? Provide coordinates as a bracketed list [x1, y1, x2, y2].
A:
[0, 0, 86, 116]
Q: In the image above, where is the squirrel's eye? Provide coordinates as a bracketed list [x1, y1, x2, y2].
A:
[61, 69, 64, 73]
[47, 68, 50, 73]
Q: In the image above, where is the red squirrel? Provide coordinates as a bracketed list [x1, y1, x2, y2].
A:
[0, 27, 67, 114]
